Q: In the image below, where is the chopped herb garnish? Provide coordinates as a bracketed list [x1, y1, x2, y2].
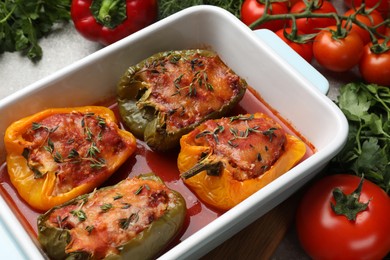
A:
[32, 122, 43, 130]
[262, 127, 278, 142]
[44, 138, 55, 154]
[100, 203, 113, 212]
[134, 185, 144, 195]
[86, 142, 100, 157]
[196, 125, 224, 144]
[71, 209, 87, 222]
[85, 225, 94, 234]
[89, 158, 106, 169]
[121, 203, 131, 209]
[118, 212, 139, 230]
[68, 149, 79, 159]
[113, 194, 123, 200]
[53, 151, 63, 163]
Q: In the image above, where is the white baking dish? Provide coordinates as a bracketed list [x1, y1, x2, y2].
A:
[0, 5, 348, 259]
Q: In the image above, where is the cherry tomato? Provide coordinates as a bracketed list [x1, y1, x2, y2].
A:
[296, 174, 390, 260]
[275, 28, 314, 62]
[344, 0, 390, 19]
[289, 0, 338, 34]
[241, 0, 289, 31]
[342, 8, 386, 45]
[287, 0, 301, 9]
[359, 39, 390, 86]
[313, 26, 364, 72]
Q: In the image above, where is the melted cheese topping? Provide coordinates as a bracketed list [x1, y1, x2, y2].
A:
[23, 112, 128, 195]
[190, 114, 286, 181]
[137, 51, 245, 132]
[46, 177, 174, 258]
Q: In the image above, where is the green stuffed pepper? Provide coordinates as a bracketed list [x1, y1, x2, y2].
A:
[117, 49, 247, 151]
[37, 173, 186, 259]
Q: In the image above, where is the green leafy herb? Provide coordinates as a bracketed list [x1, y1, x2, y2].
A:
[329, 82, 390, 194]
[157, 0, 243, 19]
[0, 0, 71, 62]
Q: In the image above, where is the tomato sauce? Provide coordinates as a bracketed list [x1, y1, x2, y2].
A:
[0, 88, 315, 256]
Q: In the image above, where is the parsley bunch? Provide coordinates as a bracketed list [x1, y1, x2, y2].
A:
[329, 83, 390, 194]
[0, 0, 71, 62]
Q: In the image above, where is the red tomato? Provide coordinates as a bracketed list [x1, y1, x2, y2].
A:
[296, 174, 390, 260]
[287, 0, 301, 9]
[359, 39, 390, 86]
[241, 0, 289, 31]
[275, 28, 314, 62]
[342, 8, 386, 45]
[344, 0, 390, 18]
[313, 26, 364, 72]
[289, 0, 338, 34]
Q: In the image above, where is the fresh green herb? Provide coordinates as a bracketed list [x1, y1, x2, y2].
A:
[118, 212, 139, 230]
[329, 82, 390, 194]
[262, 127, 278, 142]
[71, 209, 87, 222]
[158, 0, 243, 20]
[113, 193, 123, 200]
[196, 125, 224, 143]
[134, 185, 144, 195]
[85, 225, 94, 234]
[100, 203, 113, 212]
[43, 138, 54, 153]
[32, 122, 44, 130]
[0, 0, 71, 62]
[53, 151, 63, 163]
[121, 203, 131, 209]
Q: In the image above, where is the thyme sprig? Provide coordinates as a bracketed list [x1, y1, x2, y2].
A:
[196, 125, 225, 144]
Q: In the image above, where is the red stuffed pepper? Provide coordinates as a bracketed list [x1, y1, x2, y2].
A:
[71, 0, 158, 45]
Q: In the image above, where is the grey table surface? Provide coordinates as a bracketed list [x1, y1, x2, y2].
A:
[0, 2, 361, 259]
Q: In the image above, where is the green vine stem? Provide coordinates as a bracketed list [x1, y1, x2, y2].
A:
[249, 0, 390, 48]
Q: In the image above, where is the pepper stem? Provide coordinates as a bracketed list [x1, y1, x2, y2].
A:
[90, 0, 127, 29]
[330, 176, 370, 221]
[181, 159, 223, 180]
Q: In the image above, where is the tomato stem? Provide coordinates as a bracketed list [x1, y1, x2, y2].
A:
[330, 176, 370, 221]
[248, 0, 389, 43]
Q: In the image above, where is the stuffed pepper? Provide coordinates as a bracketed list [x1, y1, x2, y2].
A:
[117, 49, 247, 151]
[37, 173, 186, 260]
[4, 106, 137, 211]
[178, 113, 307, 211]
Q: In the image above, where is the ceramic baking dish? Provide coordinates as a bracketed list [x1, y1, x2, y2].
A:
[0, 5, 348, 259]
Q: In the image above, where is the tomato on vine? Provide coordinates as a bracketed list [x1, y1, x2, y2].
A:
[241, 0, 289, 31]
[275, 27, 314, 62]
[344, 0, 390, 19]
[359, 39, 390, 86]
[289, 0, 338, 34]
[342, 7, 386, 45]
[313, 25, 364, 72]
[296, 174, 390, 260]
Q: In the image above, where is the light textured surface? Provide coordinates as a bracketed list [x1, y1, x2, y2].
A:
[0, 23, 101, 98]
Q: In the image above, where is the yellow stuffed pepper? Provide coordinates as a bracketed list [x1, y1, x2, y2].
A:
[178, 113, 307, 211]
[4, 106, 137, 211]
